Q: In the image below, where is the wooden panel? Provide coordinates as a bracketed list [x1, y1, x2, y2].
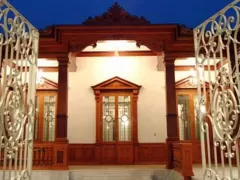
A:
[193, 142, 202, 164]
[117, 144, 133, 164]
[135, 143, 167, 164]
[68, 143, 167, 165]
[53, 143, 68, 169]
[101, 144, 117, 164]
[171, 142, 194, 179]
[175, 65, 215, 71]
[68, 144, 99, 165]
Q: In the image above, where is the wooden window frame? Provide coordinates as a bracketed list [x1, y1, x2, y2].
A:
[92, 76, 141, 146]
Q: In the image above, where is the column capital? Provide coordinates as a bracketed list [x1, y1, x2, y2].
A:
[163, 56, 176, 65]
[58, 60, 69, 67]
[57, 55, 69, 65]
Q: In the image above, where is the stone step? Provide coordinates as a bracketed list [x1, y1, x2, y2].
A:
[0, 165, 189, 180]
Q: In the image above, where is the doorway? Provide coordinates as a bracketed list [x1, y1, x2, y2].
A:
[92, 76, 141, 164]
[100, 93, 133, 164]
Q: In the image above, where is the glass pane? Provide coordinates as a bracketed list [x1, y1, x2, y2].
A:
[118, 96, 131, 142]
[177, 95, 191, 140]
[102, 96, 115, 142]
[43, 96, 56, 141]
[194, 95, 201, 140]
[34, 96, 39, 141]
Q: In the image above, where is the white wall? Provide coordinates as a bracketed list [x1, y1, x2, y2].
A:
[175, 70, 217, 83]
[41, 72, 58, 83]
[68, 56, 167, 143]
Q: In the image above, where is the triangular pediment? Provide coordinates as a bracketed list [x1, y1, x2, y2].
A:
[36, 77, 58, 90]
[176, 76, 209, 89]
[92, 76, 141, 90]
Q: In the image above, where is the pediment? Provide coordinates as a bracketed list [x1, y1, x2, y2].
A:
[176, 76, 209, 89]
[82, 2, 150, 26]
[92, 76, 141, 90]
[36, 77, 58, 90]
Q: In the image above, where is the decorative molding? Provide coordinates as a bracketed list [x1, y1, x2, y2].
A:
[68, 52, 77, 72]
[175, 76, 196, 89]
[38, 67, 58, 72]
[39, 25, 54, 37]
[82, 2, 150, 26]
[137, 41, 164, 52]
[175, 65, 215, 71]
[36, 77, 58, 90]
[39, 25, 194, 58]
[178, 24, 193, 36]
[156, 54, 165, 71]
[77, 51, 157, 57]
[69, 42, 97, 52]
[92, 76, 142, 91]
[175, 76, 209, 89]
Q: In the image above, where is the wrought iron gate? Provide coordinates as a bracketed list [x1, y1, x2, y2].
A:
[0, 1, 39, 180]
[194, 0, 240, 179]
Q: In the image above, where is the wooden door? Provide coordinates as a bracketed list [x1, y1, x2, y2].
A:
[100, 93, 133, 164]
[92, 76, 141, 165]
[176, 89, 205, 163]
[176, 90, 199, 141]
[34, 91, 58, 142]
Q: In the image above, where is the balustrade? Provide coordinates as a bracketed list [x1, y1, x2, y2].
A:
[171, 142, 193, 180]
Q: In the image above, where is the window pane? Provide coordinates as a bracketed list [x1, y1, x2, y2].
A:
[177, 95, 191, 140]
[34, 96, 39, 141]
[102, 96, 115, 142]
[43, 96, 56, 141]
[118, 96, 131, 142]
[194, 95, 201, 140]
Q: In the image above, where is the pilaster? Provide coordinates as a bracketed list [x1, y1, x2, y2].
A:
[56, 57, 69, 142]
[164, 56, 179, 169]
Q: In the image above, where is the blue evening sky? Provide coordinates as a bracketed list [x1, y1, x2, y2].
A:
[10, 0, 233, 29]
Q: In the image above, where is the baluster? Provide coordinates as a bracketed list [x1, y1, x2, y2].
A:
[33, 148, 36, 166]
[36, 147, 39, 166]
[49, 146, 52, 165]
[42, 147, 45, 166]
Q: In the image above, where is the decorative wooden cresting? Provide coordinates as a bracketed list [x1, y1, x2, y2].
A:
[38, 2, 194, 59]
[82, 2, 150, 25]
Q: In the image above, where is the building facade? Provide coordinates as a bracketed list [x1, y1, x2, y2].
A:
[35, 2, 196, 178]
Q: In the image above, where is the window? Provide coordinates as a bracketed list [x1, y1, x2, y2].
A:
[102, 95, 132, 142]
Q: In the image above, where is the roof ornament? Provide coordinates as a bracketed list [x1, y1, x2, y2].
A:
[83, 2, 150, 25]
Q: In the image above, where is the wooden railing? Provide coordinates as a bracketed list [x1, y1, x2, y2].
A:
[33, 143, 53, 168]
[0, 142, 68, 170]
[171, 142, 193, 180]
[33, 142, 68, 169]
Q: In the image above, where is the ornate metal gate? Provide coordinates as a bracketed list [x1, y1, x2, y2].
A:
[194, 0, 240, 179]
[0, 0, 39, 180]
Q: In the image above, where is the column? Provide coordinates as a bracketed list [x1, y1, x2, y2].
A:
[164, 56, 179, 169]
[56, 57, 68, 142]
[164, 58, 179, 141]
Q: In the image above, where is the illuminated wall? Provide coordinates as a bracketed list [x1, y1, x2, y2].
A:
[68, 56, 167, 143]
